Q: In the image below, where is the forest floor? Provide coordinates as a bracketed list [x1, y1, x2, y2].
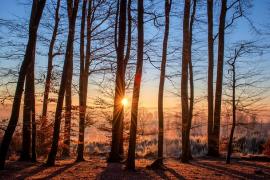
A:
[0, 156, 270, 179]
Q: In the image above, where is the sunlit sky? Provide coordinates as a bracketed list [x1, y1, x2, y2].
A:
[0, 0, 270, 121]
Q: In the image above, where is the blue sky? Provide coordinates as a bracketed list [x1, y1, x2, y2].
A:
[0, 0, 270, 121]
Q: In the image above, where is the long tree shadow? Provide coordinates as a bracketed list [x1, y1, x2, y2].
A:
[237, 160, 270, 172]
[151, 165, 185, 180]
[97, 163, 153, 180]
[42, 162, 77, 179]
[191, 159, 269, 180]
[16, 162, 77, 179]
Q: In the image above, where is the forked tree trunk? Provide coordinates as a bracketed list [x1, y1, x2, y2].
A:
[46, 0, 79, 166]
[0, 0, 46, 169]
[212, 0, 227, 157]
[181, 0, 191, 163]
[207, 0, 215, 156]
[40, 0, 61, 148]
[20, 72, 33, 161]
[126, 0, 144, 170]
[21, 53, 36, 162]
[108, 0, 127, 163]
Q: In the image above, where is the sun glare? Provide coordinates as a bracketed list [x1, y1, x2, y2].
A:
[121, 98, 128, 106]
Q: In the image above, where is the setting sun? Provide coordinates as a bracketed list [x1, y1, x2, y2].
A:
[121, 98, 128, 106]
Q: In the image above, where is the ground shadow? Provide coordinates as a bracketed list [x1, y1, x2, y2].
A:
[16, 161, 77, 179]
[191, 158, 269, 180]
[151, 165, 185, 180]
[97, 162, 153, 180]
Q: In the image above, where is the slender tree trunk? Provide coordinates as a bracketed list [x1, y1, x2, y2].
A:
[108, 0, 127, 163]
[77, 0, 92, 162]
[207, 0, 215, 156]
[20, 71, 33, 161]
[212, 0, 227, 157]
[187, 0, 196, 160]
[119, 0, 132, 157]
[226, 61, 236, 164]
[62, 77, 72, 157]
[30, 58, 37, 162]
[0, 0, 46, 169]
[47, 0, 79, 166]
[181, 0, 191, 163]
[126, 0, 144, 170]
[40, 0, 61, 147]
[151, 0, 171, 167]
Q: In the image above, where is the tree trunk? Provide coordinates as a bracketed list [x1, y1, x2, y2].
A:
[20, 71, 33, 161]
[40, 0, 61, 148]
[212, 0, 227, 157]
[0, 0, 46, 169]
[62, 77, 72, 157]
[119, 0, 132, 157]
[77, 0, 92, 162]
[30, 59, 37, 162]
[187, 0, 196, 160]
[207, 0, 215, 156]
[153, 0, 171, 167]
[126, 0, 144, 170]
[226, 59, 236, 164]
[108, 0, 127, 163]
[46, 0, 79, 166]
[181, 0, 191, 163]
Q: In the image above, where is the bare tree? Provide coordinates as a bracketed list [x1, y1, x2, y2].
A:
[150, 0, 172, 168]
[207, 0, 214, 156]
[181, 0, 191, 163]
[0, 0, 46, 169]
[210, 0, 227, 157]
[40, 0, 61, 155]
[47, 0, 80, 166]
[108, 0, 127, 163]
[126, 0, 144, 170]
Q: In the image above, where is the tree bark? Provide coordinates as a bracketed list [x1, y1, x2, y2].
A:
[207, 0, 215, 156]
[119, 0, 132, 157]
[126, 0, 144, 170]
[77, 0, 92, 162]
[30, 59, 37, 162]
[153, 0, 171, 166]
[187, 0, 196, 160]
[46, 0, 79, 166]
[226, 56, 236, 164]
[20, 71, 33, 161]
[0, 0, 46, 169]
[40, 0, 61, 149]
[108, 0, 127, 163]
[212, 0, 227, 157]
[181, 0, 191, 163]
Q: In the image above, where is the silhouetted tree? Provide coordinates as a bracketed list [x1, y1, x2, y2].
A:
[40, 0, 61, 146]
[108, 0, 127, 162]
[207, 0, 214, 156]
[211, 0, 227, 157]
[181, 0, 191, 163]
[126, 0, 144, 170]
[150, 0, 171, 168]
[0, 0, 46, 169]
[47, 0, 79, 166]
